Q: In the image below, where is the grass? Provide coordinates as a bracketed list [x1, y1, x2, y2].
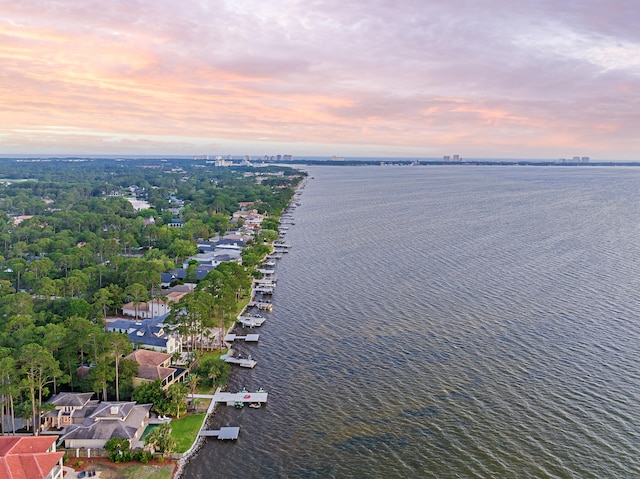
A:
[118, 464, 173, 479]
[73, 461, 174, 479]
[170, 413, 206, 453]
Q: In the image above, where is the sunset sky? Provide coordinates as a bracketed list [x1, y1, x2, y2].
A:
[1, 1, 639, 160]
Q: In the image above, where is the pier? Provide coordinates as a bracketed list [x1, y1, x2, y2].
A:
[221, 348, 257, 368]
[192, 388, 269, 408]
[254, 285, 275, 294]
[223, 356, 257, 368]
[224, 333, 259, 342]
[199, 427, 239, 440]
[237, 315, 266, 327]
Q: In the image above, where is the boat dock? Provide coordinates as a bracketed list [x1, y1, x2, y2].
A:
[210, 389, 268, 406]
[237, 315, 266, 327]
[223, 356, 257, 368]
[199, 427, 239, 440]
[224, 333, 259, 342]
[221, 348, 257, 368]
[254, 285, 274, 294]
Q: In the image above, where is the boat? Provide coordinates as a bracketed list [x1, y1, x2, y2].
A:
[234, 402, 244, 409]
[248, 403, 261, 409]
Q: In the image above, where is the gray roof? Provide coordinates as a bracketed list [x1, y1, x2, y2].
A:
[59, 402, 152, 442]
[47, 392, 94, 408]
[107, 315, 173, 348]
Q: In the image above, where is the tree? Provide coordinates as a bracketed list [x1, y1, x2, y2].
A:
[93, 287, 114, 323]
[168, 238, 197, 263]
[40, 323, 69, 395]
[144, 422, 175, 456]
[124, 283, 149, 320]
[107, 333, 132, 402]
[167, 292, 211, 351]
[187, 372, 201, 397]
[65, 270, 89, 298]
[104, 437, 131, 463]
[5, 258, 27, 292]
[116, 358, 138, 401]
[0, 348, 17, 435]
[28, 257, 54, 281]
[0, 280, 14, 297]
[195, 356, 230, 388]
[60, 316, 101, 389]
[166, 382, 188, 419]
[18, 343, 62, 435]
[33, 277, 56, 300]
[132, 380, 168, 415]
[87, 358, 113, 402]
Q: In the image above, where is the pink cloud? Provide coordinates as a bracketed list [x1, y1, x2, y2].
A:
[0, 0, 639, 159]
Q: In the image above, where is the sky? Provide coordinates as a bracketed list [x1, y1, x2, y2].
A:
[1, 0, 640, 160]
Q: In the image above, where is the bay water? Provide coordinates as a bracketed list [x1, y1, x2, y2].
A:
[184, 165, 640, 478]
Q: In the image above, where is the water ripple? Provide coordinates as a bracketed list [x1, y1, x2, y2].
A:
[184, 166, 640, 479]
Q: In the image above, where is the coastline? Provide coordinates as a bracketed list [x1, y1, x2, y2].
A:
[174, 177, 307, 479]
[172, 318, 238, 478]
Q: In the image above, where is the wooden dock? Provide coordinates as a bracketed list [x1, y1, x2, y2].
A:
[199, 427, 239, 440]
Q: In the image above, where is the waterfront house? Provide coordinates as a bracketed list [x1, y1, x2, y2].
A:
[43, 392, 95, 430]
[125, 349, 188, 390]
[120, 290, 189, 319]
[106, 315, 178, 354]
[58, 402, 152, 450]
[0, 436, 64, 479]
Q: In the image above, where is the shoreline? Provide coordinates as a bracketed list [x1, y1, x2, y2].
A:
[174, 177, 307, 479]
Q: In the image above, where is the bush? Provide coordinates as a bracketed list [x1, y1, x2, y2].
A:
[135, 450, 150, 463]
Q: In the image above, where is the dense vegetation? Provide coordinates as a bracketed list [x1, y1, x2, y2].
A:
[0, 157, 305, 434]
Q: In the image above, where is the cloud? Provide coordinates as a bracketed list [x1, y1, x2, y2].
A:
[0, 0, 639, 158]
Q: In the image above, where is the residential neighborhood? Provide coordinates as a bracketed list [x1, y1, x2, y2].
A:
[0, 158, 306, 475]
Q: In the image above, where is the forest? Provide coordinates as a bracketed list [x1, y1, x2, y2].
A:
[0, 157, 305, 434]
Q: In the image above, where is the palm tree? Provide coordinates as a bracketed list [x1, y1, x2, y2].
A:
[124, 283, 149, 320]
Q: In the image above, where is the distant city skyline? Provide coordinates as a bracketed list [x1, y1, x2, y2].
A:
[1, 1, 639, 160]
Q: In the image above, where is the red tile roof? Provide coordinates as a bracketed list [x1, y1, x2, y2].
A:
[0, 436, 63, 479]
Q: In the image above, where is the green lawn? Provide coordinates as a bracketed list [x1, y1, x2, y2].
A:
[170, 413, 206, 453]
[118, 464, 173, 479]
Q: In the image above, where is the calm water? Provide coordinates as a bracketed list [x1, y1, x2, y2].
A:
[184, 165, 640, 479]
